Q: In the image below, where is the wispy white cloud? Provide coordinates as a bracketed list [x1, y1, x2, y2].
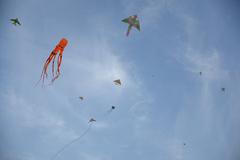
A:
[170, 12, 240, 160]
[0, 89, 79, 141]
[129, 98, 153, 112]
[92, 121, 109, 130]
[64, 40, 133, 92]
[177, 46, 228, 82]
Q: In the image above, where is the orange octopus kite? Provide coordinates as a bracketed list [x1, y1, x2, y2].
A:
[39, 38, 68, 85]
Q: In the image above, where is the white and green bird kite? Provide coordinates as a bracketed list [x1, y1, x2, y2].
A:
[10, 18, 21, 26]
[122, 15, 140, 36]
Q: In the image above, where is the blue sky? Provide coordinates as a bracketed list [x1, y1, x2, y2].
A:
[0, 0, 240, 159]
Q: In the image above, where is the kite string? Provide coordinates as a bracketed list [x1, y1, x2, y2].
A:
[99, 108, 115, 121]
[50, 106, 116, 160]
[50, 123, 92, 160]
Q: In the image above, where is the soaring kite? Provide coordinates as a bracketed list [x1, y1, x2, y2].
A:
[122, 15, 140, 36]
[107, 106, 116, 114]
[39, 38, 68, 85]
[109, 106, 116, 114]
[114, 79, 121, 86]
[79, 96, 84, 100]
[10, 18, 21, 26]
[89, 118, 96, 123]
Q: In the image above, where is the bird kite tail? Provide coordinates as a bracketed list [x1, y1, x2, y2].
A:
[126, 25, 132, 36]
[126, 30, 130, 36]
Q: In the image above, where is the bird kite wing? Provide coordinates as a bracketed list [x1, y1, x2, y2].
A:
[16, 20, 21, 25]
[122, 17, 129, 23]
[133, 19, 140, 31]
[10, 19, 16, 25]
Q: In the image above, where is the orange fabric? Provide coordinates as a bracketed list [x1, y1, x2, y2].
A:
[39, 38, 68, 85]
[52, 38, 68, 54]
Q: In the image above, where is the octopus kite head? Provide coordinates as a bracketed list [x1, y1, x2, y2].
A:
[59, 38, 68, 48]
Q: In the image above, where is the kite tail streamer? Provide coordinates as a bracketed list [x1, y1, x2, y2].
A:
[51, 124, 92, 160]
[52, 54, 57, 78]
[35, 53, 54, 87]
[126, 25, 132, 36]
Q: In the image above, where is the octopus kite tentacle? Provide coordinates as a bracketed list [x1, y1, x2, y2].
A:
[51, 54, 57, 78]
[37, 38, 68, 86]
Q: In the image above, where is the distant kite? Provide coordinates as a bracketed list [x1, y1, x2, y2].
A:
[39, 38, 68, 85]
[114, 79, 121, 86]
[10, 18, 21, 26]
[199, 72, 202, 75]
[221, 88, 225, 92]
[89, 118, 96, 123]
[122, 15, 140, 36]
[79, 96, 84, 100]
[107, 106, 116, 114]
